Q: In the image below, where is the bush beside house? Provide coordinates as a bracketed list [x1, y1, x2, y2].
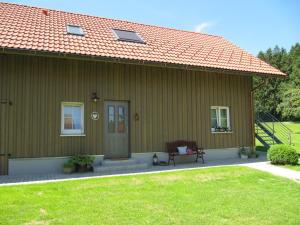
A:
[63, 155, 95, 173]
[267, 144, 298, 165]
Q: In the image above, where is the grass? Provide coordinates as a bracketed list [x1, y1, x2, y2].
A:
[282, 122, 300, 152]
[257, 121, 300, 172]
[256, 121, 300, 153]
[1, 166, 300, 225]
[283, 160, 300, 172]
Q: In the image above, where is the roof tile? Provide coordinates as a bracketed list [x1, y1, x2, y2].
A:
[0, 2, 285, 76]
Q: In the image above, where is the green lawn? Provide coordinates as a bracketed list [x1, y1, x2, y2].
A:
[1, 166, 300, 225]
[256, 121, 300, 153]
[283, 122, 300, 152]
[283, 160, 300, 172]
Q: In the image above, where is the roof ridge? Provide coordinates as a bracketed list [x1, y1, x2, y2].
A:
[0, 1, 222, 39]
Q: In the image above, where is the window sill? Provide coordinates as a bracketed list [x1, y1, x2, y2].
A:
[60, 134, 86, 137]
[211, 131, 233, 134]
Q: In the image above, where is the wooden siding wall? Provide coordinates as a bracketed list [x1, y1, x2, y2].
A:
[0, 54, 253, 158]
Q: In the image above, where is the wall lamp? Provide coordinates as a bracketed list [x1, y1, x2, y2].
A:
[91, 92, 100, 103]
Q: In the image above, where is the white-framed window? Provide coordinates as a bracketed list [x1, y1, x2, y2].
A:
[211, 106, 231, 132]
[61, 102, 84, 135]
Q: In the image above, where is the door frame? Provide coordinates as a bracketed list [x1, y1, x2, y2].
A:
[103, 100, 131, 159]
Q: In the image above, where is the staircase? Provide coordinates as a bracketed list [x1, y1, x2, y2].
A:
[255, 112, 292, 148]
[93, 158, 149, 173]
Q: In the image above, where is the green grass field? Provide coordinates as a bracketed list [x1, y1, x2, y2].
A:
[1, 166, 300, 225]
[283, 122, 300, 151]
[284, 163, 300, 171]
[256, 121, 300, 153]
[282, 159, 300, 171]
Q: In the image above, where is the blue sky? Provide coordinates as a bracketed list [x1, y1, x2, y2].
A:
[4, 0, 300, 55]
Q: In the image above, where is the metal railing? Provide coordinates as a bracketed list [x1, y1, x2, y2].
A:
[256, 112, 292, 145]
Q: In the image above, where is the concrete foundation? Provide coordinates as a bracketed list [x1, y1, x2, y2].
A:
[8, 147, 243, 176]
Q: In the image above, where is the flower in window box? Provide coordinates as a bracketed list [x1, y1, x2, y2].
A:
[215, 126, 221, 132]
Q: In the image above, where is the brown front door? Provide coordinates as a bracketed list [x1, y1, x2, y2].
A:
[104, 101, 129, 159]
[0, 100, 8, 175]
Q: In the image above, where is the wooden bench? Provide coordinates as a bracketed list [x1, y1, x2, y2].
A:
[166, 140, 205, 166]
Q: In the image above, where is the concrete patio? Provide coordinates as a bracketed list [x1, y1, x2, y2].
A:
[0, 152, 268, 186]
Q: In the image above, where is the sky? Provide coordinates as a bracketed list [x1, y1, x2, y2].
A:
[3, 0, 300, 55]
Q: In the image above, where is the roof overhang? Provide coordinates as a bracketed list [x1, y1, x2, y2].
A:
[1, 47, 287, 78]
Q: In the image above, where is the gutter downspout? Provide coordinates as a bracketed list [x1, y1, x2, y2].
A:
[250, 78, 269, 153]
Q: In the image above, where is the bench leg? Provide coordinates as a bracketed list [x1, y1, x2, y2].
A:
[168, 154, 176, 166]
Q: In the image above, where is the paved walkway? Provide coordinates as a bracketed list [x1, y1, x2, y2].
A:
[245, 161, 300, 183]
[0, 154, 267, 186]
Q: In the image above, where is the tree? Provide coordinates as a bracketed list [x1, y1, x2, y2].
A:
[289, 43, 300, 86]
[277, 87, 300, 120]
[276, 43, 300, 120]
[254, 46, 290, 118]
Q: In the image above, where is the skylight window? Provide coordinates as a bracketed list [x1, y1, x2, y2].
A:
[67, 25, 84, 36]
[112, 29, 145, 44]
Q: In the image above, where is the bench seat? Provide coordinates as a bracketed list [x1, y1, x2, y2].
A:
[166, 140, 205, 166]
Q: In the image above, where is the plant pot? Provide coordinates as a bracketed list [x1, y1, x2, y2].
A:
[240, 154, 248, 159]
[87, 165, 93, 172]
[248, 152, 259, 158]
[63, 166, 74, 174]
[77, 164, 89, 173]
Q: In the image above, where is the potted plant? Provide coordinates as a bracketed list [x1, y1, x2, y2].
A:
[248, 151, 259, 158]
[239, 146, 249, 159]
[70, 155, 95, 172]
[215, 126, 221, 132]
[63, 161, 75, 174]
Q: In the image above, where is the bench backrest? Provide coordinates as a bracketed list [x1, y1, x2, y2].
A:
[166, 140, 198, 153]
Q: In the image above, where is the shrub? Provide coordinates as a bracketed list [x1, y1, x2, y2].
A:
[70, 155, 95, 166]
[267, 144, 298, 165]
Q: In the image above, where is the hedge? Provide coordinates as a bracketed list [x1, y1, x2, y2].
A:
[267, 144, 298, 165]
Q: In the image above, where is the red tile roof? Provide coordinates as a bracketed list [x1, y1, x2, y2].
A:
[0, 2, 285, 76]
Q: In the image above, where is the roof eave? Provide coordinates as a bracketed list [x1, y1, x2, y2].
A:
[1, 47, 287, 78]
